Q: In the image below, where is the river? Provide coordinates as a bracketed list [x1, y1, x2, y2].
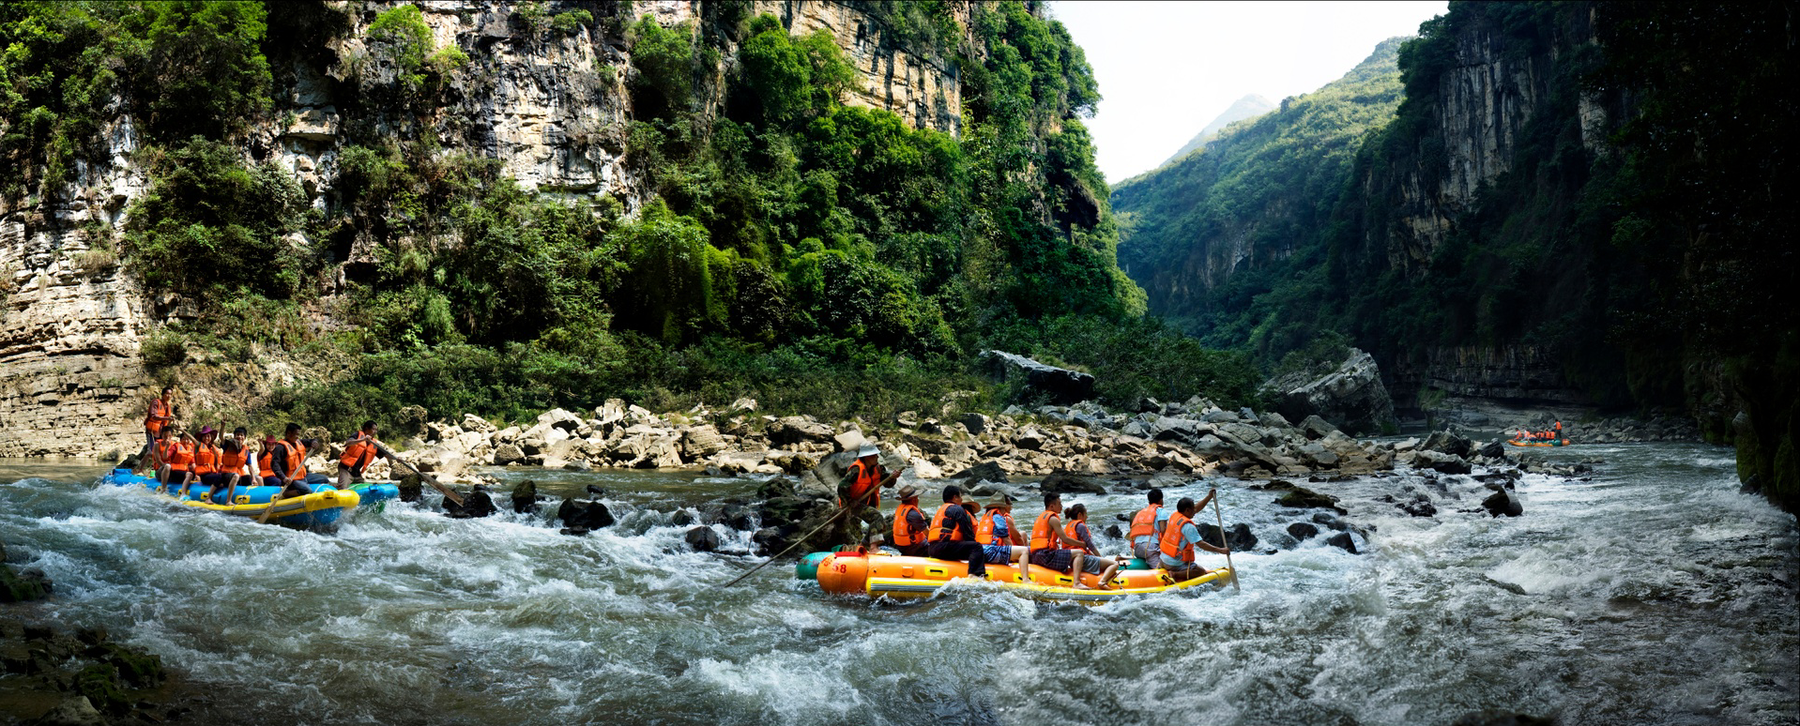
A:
[1, 442, 1795, 725]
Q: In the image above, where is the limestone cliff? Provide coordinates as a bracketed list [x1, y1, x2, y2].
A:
[0, 0, 976, 458]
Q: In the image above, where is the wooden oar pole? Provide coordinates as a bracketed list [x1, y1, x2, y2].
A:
[374, 441, 465, 507]
[1213, 489, 1239, 592]
[718, 507, 850, 590]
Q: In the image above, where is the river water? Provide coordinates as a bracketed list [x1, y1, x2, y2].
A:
[2, 443, 1795, 725]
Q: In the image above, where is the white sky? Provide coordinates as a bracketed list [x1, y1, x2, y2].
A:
[1050, 1, 1447, 183]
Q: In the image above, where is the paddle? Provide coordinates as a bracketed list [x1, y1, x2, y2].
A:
[1212, 488, 1240, 592]
[374, 441, 466, 507]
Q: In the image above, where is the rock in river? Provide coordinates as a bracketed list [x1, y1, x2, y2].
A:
[1482, 488, 1524, 517]
[685, 526, 721, 552]
[1040, 470, 1109, 495]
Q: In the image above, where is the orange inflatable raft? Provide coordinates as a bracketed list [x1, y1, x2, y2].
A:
[814, 550, 1234, 604]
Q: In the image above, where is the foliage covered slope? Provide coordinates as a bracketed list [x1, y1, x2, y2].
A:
[1113, 1, 1799, 510]
[0, 0, 1262, 431]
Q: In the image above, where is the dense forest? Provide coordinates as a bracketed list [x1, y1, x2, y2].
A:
[1115, 1, 1798, 510]
[0, 1, 1261, 431]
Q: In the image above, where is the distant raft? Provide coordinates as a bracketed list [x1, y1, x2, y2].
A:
[804, 549, 1233, 604]
[101, 469, 364, 529]
[1505, 438, 1570, 447]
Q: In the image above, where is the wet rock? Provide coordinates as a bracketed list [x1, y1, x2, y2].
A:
[1422, 429, 1474, 458]
[1411, 449, 1473, 475]
[1040, 470, 1108, 495]
[510, 480, 539, 514]
[671, 510, 694, 527]
[1196, 522, 1257, 551]
[953, 460, 1009, 483]
[979, 350, 1095, 404]
[556, 498, 615, 532]
[685, 526, 721, 552]
[1476, 439, 1507, 459]
[1324, 531, 1359, 554]
[397, 473, 423, 502]
[1396, 496, 1437, 518]
[1311, 512, 1349, 531]
[444, 489, 497, 518]
[1, 563, 52, 603]
[1482, 488, 1524, 517]
[74, 663, 129, 715]
[35, 696, 105, 726]
[1104, 524, 1123, 539]
[1287, 522, 1320, 540]
[1271, 485, 1346, 514]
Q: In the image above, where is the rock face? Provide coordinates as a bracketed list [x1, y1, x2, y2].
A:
[1261, 348, 1397, 435]
[979, 350, 1095, 405]
[0, 0, 977, 459]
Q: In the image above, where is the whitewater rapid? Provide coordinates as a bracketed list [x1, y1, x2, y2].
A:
[1, 443, 1794, 725]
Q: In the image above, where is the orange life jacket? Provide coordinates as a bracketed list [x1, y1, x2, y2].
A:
[1161, 511, 1196, 564]
[153, 438, 174, 465]
[192, 444, 219, 475]
[1128, 504, 1161, 541]
[976, 510, 1015, 547]
[1064, 520, 1091, 552]
[843, 460, 883, 508]
[144, 398, 170, 432]
[340, 436, 374, 468]
[220, 448, 248, 474]
[1029, 511, 1062, 550]
[165, 441, 195, 472]
[891, 503, 925, 547]
[281, 441, 307, 479]
[257, 450, 275, 479]
[929, 503, 971, 543]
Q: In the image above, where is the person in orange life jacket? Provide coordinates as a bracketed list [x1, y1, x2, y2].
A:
[1026, 492, 1105, 589]
[926, 484, 988, 578]
[186, 426, 225, 502]
[1160, 496, 1231, 582]
[977, 494, 1028, 566]
[1062, 503, 1120, 588]
[838, 444, 906, 546]
[270, 424, 329, 499]
[257, 434, 281, 488]
[157, 427, 197, 495]
[209, 435, 252, 505]
[136, 386, 175, 474]
[337, 420, 387, 488]
[147, 426, 173, 483]
[889, 485, 931, 557]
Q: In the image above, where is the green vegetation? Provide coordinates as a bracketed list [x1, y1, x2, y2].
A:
[1116, 1, 1797, 510]
[1113, 38, 1405, 357]
[1, 1, 1263, 439]
[0, 1, 272, 194]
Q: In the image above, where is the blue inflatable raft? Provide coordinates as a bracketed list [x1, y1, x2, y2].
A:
[101, 469, 383, 529]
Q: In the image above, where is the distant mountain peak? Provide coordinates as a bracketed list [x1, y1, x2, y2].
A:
[1158, 94, 1277, 168]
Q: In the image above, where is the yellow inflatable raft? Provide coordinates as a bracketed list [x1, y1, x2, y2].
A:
[815, 550, 1233, 604]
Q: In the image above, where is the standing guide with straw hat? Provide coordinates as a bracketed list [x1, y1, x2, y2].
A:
[836, 442, 906, 547]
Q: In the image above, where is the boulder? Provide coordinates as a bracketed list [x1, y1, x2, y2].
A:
[444, 489, 497, 518]
[959, 412, 991, 435]
[1476, 439, 1507, 459]
[556, 498, 616, 532]
[397, 473, 423, 502]
[1324, 532, 1359, 554]
[953, 460, 1009, 483]
[492, 443, 526, 466]
[537, 408, 584, 432]
[685, 526, 721, 552]
[1482, 488, 1524, 517]
[1422, 429, 1474, 457]
[1298, 415, 1339, 440]
[768, 416, 835, 447]
[681, 425, 728, 459]
[1012, 428, 1047, 451]
[35, 696, 105, 726]
[1287, 522, 1319, 540]
[1412, 450, 1473, 475]
[510, 480, 539, 514]
[1259, 348, 1397, 435]
[978, 350, 1095, 404]
[1, 562, 52, 603]
[461, 413, 498, 434]
[1198, 522, 1258, 552]
[1264, 482, 1346, 513]
[1039, 470, 1108, 495]
[729, 397, 758, 412]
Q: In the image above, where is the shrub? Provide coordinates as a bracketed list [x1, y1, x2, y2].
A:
[140, 329, 186, 369]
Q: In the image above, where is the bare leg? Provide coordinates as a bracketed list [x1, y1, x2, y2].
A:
[1097, 558, 1120, 589]
[224, 474, 241, 505]
[1071, 552, 1088, 589]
